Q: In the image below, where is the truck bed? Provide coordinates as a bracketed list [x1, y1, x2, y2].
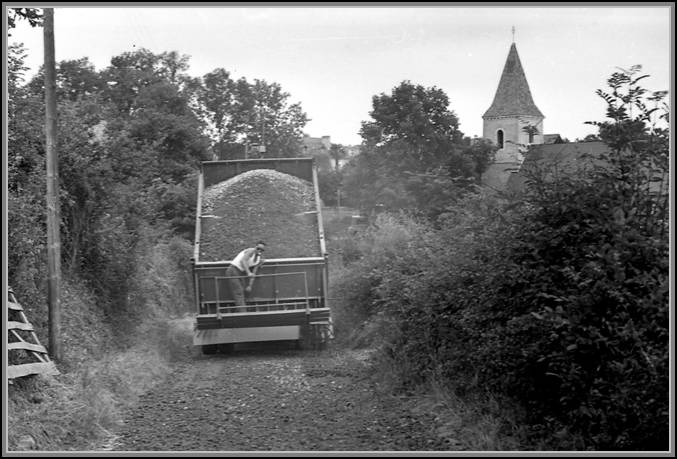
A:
[191, 158, 331, 350]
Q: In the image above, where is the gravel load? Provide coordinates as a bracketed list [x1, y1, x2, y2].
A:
[199, 169, 320, 261]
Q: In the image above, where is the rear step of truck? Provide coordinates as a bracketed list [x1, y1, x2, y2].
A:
[196, 307, 331, 329]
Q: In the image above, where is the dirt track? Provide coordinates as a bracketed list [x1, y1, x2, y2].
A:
[107, 343, 455, 452]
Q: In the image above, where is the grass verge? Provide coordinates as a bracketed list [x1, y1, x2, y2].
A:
[7, 315, 193, 451]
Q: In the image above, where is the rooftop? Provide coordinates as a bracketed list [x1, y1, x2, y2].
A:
[483, 43, 544, 119]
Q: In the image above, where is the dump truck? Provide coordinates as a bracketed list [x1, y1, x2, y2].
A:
[191, 157, 331, 354]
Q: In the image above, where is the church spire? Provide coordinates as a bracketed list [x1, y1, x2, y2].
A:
[482, 42, 543, 118]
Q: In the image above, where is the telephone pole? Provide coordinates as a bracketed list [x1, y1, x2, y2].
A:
[44, 8, 62, 361]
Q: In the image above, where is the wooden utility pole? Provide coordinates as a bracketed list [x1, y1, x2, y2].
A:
[44, 8, 62, 361]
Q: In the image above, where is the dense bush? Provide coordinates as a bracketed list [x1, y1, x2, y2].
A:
[336, 177, 668, 449]
[482, 67, 670, 449]
[341, 193, 517, 388]
[328, 213, 430, 347]
[332, 69, 669, 450]
[477, 169, 669, 449]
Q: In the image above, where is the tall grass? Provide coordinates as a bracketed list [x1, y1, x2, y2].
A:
[7, 320, 192, 451]
[7, 234, 196, 451]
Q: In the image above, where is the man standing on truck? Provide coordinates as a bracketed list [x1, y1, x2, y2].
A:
[225, 241, 266, 313]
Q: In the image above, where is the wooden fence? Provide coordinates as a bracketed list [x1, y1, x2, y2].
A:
[7, 287, 59, 379]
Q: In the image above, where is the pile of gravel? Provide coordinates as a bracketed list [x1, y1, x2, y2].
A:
[198, 169, 320, 261]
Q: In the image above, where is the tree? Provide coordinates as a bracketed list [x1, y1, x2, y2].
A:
[580, 133, 601, 142]
[18, 48, 210, 279]
[100, 48, 197, 115]
[56, 58, 106, 101]
[344, 81, 487, 219]
[198, 72, 308, 159]
[521, 123, 539, 143]
[463, 137, 496, 183]
[318, 143, 348, 207]
[360, 80, 464, 174]
[7, 44, 48, 299]
[8, 7, 43, 35]
[98, 49, 210, 183]
[54, 97, 113, 274]
[8, 43, 45, 194]
[25, 57, 107, 102]
[8, 43, 29, 100]
[317, 169, 343, 207]
[199, 68, 237, 147]
[329, 143, 347, 171]
[584, 64, 669, 236]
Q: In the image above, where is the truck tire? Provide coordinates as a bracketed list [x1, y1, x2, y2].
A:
[297, 324, 327, 351]
[202, 344, 217, 355]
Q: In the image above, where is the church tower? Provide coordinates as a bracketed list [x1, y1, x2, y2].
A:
[482, 38, 544, 189]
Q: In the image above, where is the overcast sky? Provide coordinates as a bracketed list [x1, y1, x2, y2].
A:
[7, 4, 672, 146]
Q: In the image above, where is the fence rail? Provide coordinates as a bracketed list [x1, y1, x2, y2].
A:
[7, 287, 59, 380]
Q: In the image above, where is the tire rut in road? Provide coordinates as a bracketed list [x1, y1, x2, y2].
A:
[111, 345, 449, 451]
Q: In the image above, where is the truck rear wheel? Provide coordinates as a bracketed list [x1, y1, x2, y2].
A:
[202, 344, 217, 355]
[297, 323, 330, 351]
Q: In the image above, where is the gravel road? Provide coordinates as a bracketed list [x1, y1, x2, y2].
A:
[108, 343, 455, 452]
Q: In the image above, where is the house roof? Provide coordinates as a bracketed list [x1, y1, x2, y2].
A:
[543, 134, 564, 144]
[303, 137, 328, 150]
[483, 43, 544, 119]
[506, 141, 610, 193]
[521, 141, 609, 164]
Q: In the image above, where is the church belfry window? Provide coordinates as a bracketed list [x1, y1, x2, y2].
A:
[497, 129, 504, 149]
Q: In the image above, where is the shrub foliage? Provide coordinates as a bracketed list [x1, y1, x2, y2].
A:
[331, 67, 669, 450]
